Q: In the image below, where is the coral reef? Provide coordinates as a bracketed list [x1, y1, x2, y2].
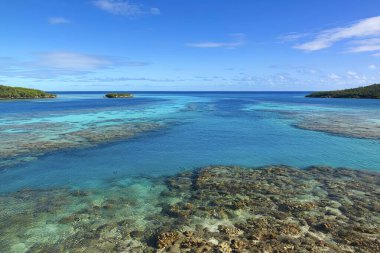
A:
[161, 166, 380, 252]
[0, 165, 379, 252]
[295, 114, 380, 139]
[0, 121, 161, 169]
[247, 102, 380, 139]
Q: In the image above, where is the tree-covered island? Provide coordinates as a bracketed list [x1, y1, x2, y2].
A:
[0, 85, 56, 99]
[306, 84, 380, 99]
[105, 93, 134, 98]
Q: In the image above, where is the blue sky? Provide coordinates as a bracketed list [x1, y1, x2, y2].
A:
[1, 0, 380, 91]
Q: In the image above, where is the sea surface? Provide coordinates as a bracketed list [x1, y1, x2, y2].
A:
[0, 92, 379, 252]
[0, 91, 379, 192]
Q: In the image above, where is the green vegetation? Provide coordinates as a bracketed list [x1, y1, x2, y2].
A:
[306, 84, 380, 99]
[0, 85, 56, 99]
[105, 93, 134, 98]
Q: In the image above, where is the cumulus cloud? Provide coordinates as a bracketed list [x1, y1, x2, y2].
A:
[294, 16, 380, 51]
[92, 0, 159, 16]
[48, 17, 71, 25]
[186, 34, 246, 49]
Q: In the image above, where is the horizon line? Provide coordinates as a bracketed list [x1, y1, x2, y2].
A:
[47, 90, 315, 92]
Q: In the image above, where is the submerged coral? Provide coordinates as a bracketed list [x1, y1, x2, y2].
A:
[0, 165, 379, 252]
[295, 114, 380, 139]
[0, 121, 161, 169]
[245, 102, 380, 140]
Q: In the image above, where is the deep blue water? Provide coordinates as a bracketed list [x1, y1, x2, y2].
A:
[0, 91, 379, 192]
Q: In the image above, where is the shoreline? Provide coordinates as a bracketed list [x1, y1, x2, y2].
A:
[0, 97, 56, 100]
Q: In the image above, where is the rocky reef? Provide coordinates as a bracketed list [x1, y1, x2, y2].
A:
[0, 165, 379, 252]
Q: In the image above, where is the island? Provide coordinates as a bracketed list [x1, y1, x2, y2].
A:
[306, 84, 380, 99]
[0, 85, 56, 99]
[105, 93, 134, 98]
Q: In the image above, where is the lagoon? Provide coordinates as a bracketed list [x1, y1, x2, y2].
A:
[1, 91, 379, 192]
[0, 91, 379, 252]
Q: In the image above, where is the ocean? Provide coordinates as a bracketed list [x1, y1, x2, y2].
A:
[0, 91, 379, 252]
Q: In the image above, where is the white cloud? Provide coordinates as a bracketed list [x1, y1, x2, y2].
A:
[150, 7, 160, 15]
[348, 38, 380, 52]
[186, 34, 246, 49]
[294, 16, 380, 51]
[0, 53, 150, 79]
[347, 71, 358, 77]
[309, 69, 317, 74]
[317, 71, 372, 87]
[346, 71, 369, 83]
[36, 52, 113, 70]
[48, 17, 71, 25]
[92, 0, 159, 16]
[278, 32, 309, 42]
[369, 64, 377, 69]
[328, 73, 341, 80]
[68, 76, 185, 83]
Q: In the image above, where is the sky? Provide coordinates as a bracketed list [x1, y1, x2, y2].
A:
[1, 0, 380, 91]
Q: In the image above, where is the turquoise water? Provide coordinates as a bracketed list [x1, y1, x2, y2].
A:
[0, 92, 379, 192]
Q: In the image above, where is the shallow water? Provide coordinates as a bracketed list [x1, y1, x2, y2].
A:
[0, 92, 379, 252]
[0, 92, 379, 192]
